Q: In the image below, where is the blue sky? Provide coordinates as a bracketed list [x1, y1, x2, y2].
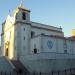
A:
[0, 0, 75, 37]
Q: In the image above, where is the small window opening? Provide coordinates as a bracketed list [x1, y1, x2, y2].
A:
[31, 31, 35, 38]
[22, 12, 26, 20]
[34, 48, 37, 54]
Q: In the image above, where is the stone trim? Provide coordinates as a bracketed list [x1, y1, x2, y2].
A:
[31, 25, 63, 33]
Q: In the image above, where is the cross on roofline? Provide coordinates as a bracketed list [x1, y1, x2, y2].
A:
[21, 0, 23, 5]
[19, 0, 24, 7]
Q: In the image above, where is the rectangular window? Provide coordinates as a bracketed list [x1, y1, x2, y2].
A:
[31, 31, 35, 38]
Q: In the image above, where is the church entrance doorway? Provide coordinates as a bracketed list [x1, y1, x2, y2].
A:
[5, 48, 9, 57]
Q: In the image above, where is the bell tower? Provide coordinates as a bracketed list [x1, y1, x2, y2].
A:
[13, 1, 30, 22]
[12, 1, 31, 60]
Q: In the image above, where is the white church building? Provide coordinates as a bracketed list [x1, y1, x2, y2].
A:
[1, 3, 75, 74]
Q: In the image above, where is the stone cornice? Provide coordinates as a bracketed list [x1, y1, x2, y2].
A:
[15, 20, 31, 26]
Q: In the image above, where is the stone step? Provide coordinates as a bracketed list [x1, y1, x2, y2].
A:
[11, 60, 30, 74]
[0, 56, 15, 73]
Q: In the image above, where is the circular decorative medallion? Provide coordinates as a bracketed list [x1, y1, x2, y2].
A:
[47, 40, 53, 49]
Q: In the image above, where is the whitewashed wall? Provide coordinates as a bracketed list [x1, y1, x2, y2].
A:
[31, 27, 64, 37]
[73, 41, 75, 54]
[15, 22, 31, 58]
[56, 38, 64, 53]
[31, 34, 75, 54]
[1, 15, 15, 59]
[30, 36, 41, 54]
[31, 22, 62, 32]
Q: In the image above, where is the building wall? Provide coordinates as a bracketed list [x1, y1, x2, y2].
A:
[1, 34, 4, 56]
[1, 6, 75, 73]
[31, 27, 64, 37]
[1, 7, 31, 60]
[1, 8, 64, 60]
[1, 15, 15, 59]
[31, 35, 75, 54]
[20, 34, 75, 73]
[56, 38, 64, 53]
[30, 36, 41, 54]
[42, 36, 57, 53]
[20, 55, 75, 73]
[31, 22, 62, 32]
[14, 22, 31, 58]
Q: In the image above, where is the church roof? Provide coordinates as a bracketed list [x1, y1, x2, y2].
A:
[18, 7, 30, 12]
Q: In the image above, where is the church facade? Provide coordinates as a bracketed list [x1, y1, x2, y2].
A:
[1, 4, 75, 73]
